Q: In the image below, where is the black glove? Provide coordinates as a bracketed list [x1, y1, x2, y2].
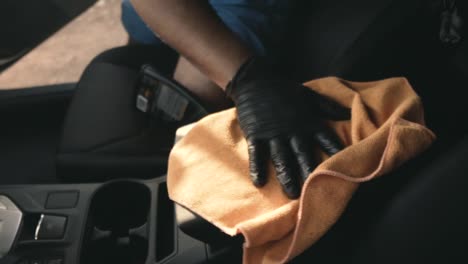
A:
[227, 57, 350, 199]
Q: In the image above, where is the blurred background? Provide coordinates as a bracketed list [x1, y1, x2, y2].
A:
[0, 0, 127, 89]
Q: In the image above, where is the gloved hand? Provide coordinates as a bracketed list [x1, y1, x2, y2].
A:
[227, 57, 351, 199]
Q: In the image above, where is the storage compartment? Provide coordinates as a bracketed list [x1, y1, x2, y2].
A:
[80, 181, 151, 264]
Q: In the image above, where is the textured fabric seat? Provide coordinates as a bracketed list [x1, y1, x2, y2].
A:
[57, 45, 179, 181]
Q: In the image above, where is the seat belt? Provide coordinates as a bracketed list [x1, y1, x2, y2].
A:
[135, 64, 209, 127]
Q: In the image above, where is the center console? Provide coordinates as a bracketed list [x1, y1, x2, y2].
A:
[0, 177, 242, 264]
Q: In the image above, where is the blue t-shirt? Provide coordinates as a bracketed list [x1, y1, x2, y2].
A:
[121, 0, 292, 56]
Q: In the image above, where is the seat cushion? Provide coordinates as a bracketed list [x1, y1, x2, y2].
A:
[57, 62, 174, 181]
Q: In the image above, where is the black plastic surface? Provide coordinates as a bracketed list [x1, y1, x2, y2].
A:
[175, 204, 243, 246]
[45, 258, 64, 264]
[45, 191, 79, 209]
[0, 183, 97, 263]
[80, 181, 151, 264]
[0, 177, 240, 264]
[0, 83, 74, 185]
[36, 215, 67, 240]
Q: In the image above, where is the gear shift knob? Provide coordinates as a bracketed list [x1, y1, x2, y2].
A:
[0, 195, 23, 258]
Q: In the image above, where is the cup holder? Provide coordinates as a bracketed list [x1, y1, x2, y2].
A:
[80, 181, 151, 264]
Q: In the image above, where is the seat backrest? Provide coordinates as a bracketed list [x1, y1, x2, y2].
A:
[282, 0, 442, 81]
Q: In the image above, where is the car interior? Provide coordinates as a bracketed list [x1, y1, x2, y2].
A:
[1, 0, 467, 263]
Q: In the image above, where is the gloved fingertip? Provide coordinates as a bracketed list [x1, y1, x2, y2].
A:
[248, 139, 268, 187]
[290, 135, 316, 181]
[269, 138, 301, 199]
[250, 170, 267, 187]
[314, 129, 345, 156]
[283, 183, 301, 199]
[277, 170, 301, 199]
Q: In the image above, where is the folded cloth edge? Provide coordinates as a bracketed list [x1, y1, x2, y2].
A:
[279, 117, 436, 263]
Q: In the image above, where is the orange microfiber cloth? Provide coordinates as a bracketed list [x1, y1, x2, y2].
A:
[167, 77, 436, 263]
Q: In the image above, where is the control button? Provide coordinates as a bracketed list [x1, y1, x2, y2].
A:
[45, 191, 79, 209]
[46, 258, 63, 264]
[35, 215, 67, 240]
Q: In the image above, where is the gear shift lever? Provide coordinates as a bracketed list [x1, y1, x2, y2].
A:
[0, 195, 23, 258]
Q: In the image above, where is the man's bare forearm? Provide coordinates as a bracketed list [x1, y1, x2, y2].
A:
[130, 0, 252, 89]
